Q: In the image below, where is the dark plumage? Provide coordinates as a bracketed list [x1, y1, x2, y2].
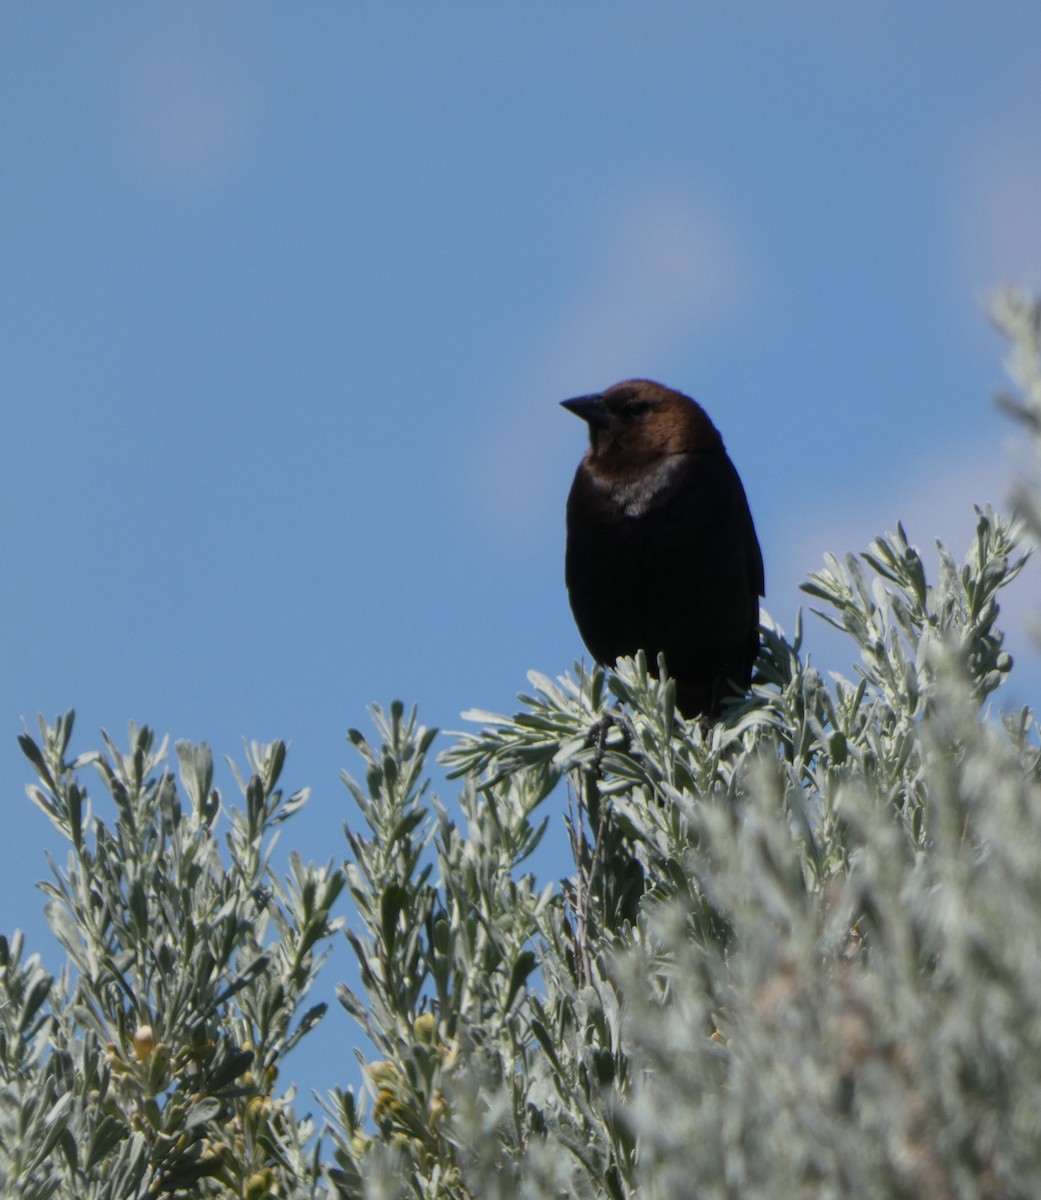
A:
[562, 379, 764, 719]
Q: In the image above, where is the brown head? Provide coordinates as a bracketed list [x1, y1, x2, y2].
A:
[561, 380, 723, 480]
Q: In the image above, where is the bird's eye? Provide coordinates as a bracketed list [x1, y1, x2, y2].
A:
[624, 401, 650, 418]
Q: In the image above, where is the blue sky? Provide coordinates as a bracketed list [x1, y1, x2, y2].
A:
[3, 3, 1041, 1103]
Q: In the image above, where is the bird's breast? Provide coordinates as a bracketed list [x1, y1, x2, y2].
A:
[587, 455, 689, 519]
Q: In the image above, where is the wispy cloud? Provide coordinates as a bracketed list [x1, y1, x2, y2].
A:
[109, 9, 265, 191]
[536, 191, 752, 388]
[952, 95, 1041, 292]
[470, 189, 753, 543]
[774, 432, 1041, 689]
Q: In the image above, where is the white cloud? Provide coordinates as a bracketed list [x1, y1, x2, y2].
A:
[471, 190, 753, 543]
[787, 437, 1013, 585]
[952, 96, 1041, 294]
[774, 432, 1041, 691]
[110, 9, 264, 190]
[538, 191, 752, 387]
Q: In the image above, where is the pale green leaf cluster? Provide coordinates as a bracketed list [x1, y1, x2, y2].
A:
[3, 723, 342, 1199]
[3, 293, 1041, 1198]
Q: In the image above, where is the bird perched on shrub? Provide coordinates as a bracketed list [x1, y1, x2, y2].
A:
[562, 379, 764, 719]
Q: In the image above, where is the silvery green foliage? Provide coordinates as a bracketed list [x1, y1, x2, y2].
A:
[994, 287, 1041, 538]
[330, 527, 1030, 1200]
[326, 297, 1041, 1199]
[3, 719, 342, 1199]
[6, 296, 1041, 1198]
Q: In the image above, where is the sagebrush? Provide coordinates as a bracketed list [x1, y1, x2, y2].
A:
[3, 293, 1041, 1199]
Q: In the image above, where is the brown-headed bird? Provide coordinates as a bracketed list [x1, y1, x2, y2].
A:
[563, 379, 764, 719]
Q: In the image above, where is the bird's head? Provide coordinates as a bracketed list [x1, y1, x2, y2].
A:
[561, 379, 722, 473]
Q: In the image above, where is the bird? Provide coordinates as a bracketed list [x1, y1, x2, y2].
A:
[562, 379, 764, 720]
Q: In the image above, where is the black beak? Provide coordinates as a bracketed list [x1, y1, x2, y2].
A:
[561, 393, 611, 430]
